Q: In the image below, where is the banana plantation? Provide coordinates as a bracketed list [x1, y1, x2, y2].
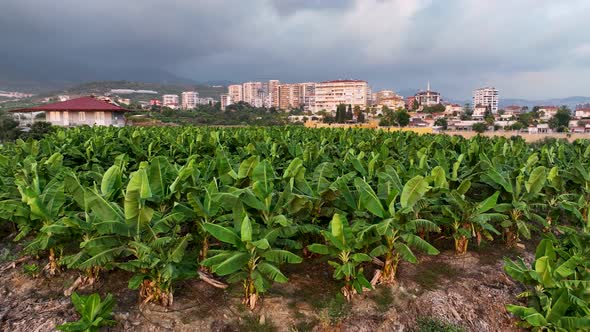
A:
[0, 126, 589, 331]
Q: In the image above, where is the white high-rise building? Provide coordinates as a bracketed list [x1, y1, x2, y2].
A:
[162, 94, 179, 109]
[242, 82, 263, 106]
[473, 87, 499, 114]
[220, 94, 231, 111]
[313, 80, 368, 114]
[299, 82, 316, 113]
[181, 91, 199, 109]
[228, 85, 243, 104]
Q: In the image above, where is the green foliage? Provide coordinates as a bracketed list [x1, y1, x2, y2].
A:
[23, 263, 40, 278]
[434, 118, 448, 130]
[412, 317, 465, 332]
[0, 125, 589, 317]
[472, 122, 487, 133]
[57, 292, 116, 332]
[308, 214, 373, 300]
[504, 230, 590, 331]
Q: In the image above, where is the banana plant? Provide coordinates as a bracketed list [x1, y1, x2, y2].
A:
[355, 176, 440, 284]
[57, 292, 116, 332]
[120, 161, 195, 306]
[504, 233, 590, 331]
[484, 164, 547, 246]
[59, 167, 128, 287]
[442, 184, 504, 255]
[201, 214, 302, 309]
[560, 161, 590, 232]
[308, 214, 373, 301]
[15, 155, 67, 275]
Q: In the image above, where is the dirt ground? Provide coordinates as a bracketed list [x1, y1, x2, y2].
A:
[0, 233, 532, 332]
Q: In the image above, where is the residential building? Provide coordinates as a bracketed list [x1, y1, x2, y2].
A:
[444, 103, 463, 116]
[197, 97, 216, 105]
[149, 99, 161, 106]
[220, 94, 231, 111]
[117, 98, 131, 105]
[162, 94, 179, 109]
[313, 80, 369, 114]
[575, 108, 590, 118]
[242, 82, 264, 106]
[472, 105, 488, 119]
[377, 96, 405, 111]
[228, 84, 243, 104]
[373, 90, 401, 104]
[473, 87, 499, 114]
[268, 80, 280, 108]
[58, 95, 71, 102]
[299, 82, 316, 113]
[500, 106, 522, 120]
[278, 84, 301, 110]
[0, 91, 33, 98]
[405, 96, 417, 110]
[415, 83, 441, 107]
[539, 106, 558, 121]
[10, 96, 128, 127]
[181, 91, 199, 109]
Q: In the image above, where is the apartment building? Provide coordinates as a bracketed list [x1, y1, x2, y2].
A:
[278, 84, 301, 110]
[299, 82, 316, 113]
[242, 82, 263, 106]
[313, 80, 369, 114]
[220, 94, 231, 111]
[181, 91, 199, 109]
[228, 85, 243, 104]
[473, 87, 499, 114]
[268, 80, 280, 108]
[162, 94, 179, 109]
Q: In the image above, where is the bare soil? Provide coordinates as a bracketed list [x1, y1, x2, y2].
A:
[0, 233, 532, 332]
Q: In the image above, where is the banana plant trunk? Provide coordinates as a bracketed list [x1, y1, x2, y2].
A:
[454, 236, 469, 255]
[379, 252, 400, 284]
[47, 248, 60, 275]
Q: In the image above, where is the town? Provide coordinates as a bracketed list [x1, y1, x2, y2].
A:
[2, 80, 590, 136]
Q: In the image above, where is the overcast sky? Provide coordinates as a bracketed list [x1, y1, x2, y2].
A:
[2, 0, 590, 99]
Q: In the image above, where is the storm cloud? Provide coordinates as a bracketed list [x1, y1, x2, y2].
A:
[1, 0, 590, 98]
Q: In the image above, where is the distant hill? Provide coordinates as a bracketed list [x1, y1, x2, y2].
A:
[500, 97, 590, 109]
[37, 81, 226, 100]
[0, 54, 202, 93]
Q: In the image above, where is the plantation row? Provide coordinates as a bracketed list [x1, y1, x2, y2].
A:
[0, 127, 589, 330]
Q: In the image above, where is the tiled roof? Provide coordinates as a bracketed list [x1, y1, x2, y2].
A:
[10, 96, 130, 113]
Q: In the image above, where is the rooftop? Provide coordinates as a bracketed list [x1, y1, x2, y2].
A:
[319, 79, 367, 84]
[10, 96, 130, 113]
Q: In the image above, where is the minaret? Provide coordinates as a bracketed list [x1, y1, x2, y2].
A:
[427, 81, 430, 91]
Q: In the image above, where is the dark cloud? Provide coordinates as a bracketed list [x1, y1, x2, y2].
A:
[1, 0, 590, 98]
[269, 0, 355, 16]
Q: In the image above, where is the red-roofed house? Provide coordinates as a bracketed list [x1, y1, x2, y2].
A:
[10, 96, 130, 127]
[539, 106, 558, 121]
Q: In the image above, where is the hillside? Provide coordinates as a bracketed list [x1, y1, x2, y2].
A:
[39, 81, 226, 100]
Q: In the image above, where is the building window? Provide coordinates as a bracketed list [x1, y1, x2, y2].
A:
[79, 112, 86, 122]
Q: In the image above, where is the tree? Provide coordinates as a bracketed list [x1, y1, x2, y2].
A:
[0, 110, 20, 142]
[422, 103, 445, 114]
[461, 103, 473, 120]
[472, 122, 487, 133]
[518, 112, 534, 127]
[353, 105, 362, 121]
[434, 118, 448, 130]
[21, 121, 54, 140]
[393, 109, 410, 127]
[346, 104, 353, 121]
[549, 106, 571, 132]
[335, 104, 347, 123]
